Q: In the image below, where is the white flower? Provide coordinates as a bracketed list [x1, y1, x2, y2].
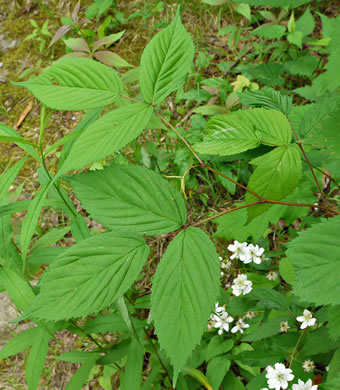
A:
[279, 321, 290, 333]
[231, 274, 253, 296]
[302, 359, 315, 372]
[231, 318, 249, 334]
[245, 311, 256, 320]
[296, 309, 316, 329]
[326, 365, 329, 371]
[213, 311, 234, 335]
[219, 256, 232, 271]
[247, 244, 265, 264]
[227, 240, 249, 262]
[266, 363, 294, 390]
[214, 302, 225, 313]
[266, 271, 278, 281]
[292, 378, 318, 390]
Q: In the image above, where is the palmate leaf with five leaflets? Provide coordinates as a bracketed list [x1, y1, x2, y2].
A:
[13, 58, 123, 110]
[23, 231, 150, 321]
[287, 215, 340, 306]
[139, 10, 194, 105]
[67, 164, 187, 236]
[245, 144, 302, 221]
[151, 228, 220, 374]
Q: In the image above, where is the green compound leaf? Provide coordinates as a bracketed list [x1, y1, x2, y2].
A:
[67, 164, 187, 236]
[139, 11, 194, 105]
[24, 231, 150, 321]
[13, 58, 123, 110]
[151, 228, 220, 372]
[245, 144, 302, 220]
[61, 103, 153, 173]
[193, 111, 261, 156]
[287, 215, 340, 306]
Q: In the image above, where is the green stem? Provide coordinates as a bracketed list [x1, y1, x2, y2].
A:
[154, 109, 339, 215]
[39, 107, 77, 218]
[289, 329, 306, 368]
[288, 118, 326, 201]
[143, 328, 173, 386]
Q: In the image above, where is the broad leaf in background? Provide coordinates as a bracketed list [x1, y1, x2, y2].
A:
[304, 107, 340, 166]
[295, 17, 340, 100]
[298, 95, 338, 137]
[238, 87, 292, 115]
[0, 327, 40, 360]
[214, 202, 277, 242]
[328, 305, 340, 341]
[245, 144, 302, 220]
[67, 164, 187, 235]
[251, 25, 286, 39]
[24, 231, 150, 320]
[284, 55, 319, 78]
[64, 353, 99, 390]
[194, 111, 261, 156]
[244, 63, 285, 87]
[139, 11, 194, 104]
[26, 327, 51, 390]
[61, 103, 153, 173]
[287, 215, 340, 306]
[295, 7, 315, 37]
[0, 267, 35, 311]
[151, 228, 220, 373]
[13, 58, 123, 110]
[121, 337, 144, 390]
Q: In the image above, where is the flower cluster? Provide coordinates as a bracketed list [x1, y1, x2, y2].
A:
[209, 303, 250, 335]
[228, 240, 265, 264]
[264, 363, 318, 390]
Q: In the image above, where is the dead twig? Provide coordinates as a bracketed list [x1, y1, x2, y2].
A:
[14, 101, 34, 130]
